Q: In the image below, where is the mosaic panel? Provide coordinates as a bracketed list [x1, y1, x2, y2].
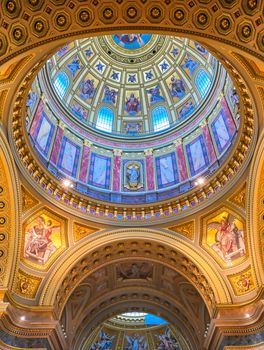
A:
[88, 153, 111, 189]
[156, 152, 179, 189]
[186, 134, 209, 176]
[57, 137, 81, 177]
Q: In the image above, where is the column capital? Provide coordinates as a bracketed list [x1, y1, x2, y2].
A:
[144, 148, 153, 156]
[200, 119, 208, 128]
[58, 120, 66, 129]
[84, 140, 93, 147]
[113, 149, 122, 156]
[173, 139, 182, 147]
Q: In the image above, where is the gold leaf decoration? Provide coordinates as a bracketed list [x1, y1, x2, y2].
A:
[14, 269, 42, 299]
[228, 267, 256, 296]
[21, 185, 39, 213]
[228, 183, 246, 209]
[168, 221, 194, 240]
[73, 223, 99, 242]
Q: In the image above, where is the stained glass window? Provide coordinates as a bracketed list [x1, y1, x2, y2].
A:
[195, 69, 211, 97]
[96, 107, 114, 132]
[152, 106, 170, 132]
[54, 72, 69, 99]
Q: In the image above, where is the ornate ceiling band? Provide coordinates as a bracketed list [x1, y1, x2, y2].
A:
[249, 131, 264, 285]
[10, 49, 255, 224]
[0, 129, 20, 292]
[39, 230, 233, 316]
[0, 0, 264, 66]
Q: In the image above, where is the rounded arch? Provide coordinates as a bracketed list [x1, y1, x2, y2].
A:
[0, 1, 264, 66]
[248, 129, 264, 285]
[71, 288, 200, 350]
[39, 229, 232, 314]
[0, 127, 20, 291]
[151, 105, 170, 132]
[96, 105, 114, 133]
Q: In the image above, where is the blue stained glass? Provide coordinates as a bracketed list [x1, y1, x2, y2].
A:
[152, 106, 170, 132]
[96, 107, 114, 133]
[195, 69, 211, 97]
[54, 72, 69, 99]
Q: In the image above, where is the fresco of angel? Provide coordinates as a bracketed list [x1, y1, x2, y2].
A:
[79, 79, 96, 100]
[117, 262, 153, 280]
[124, 334, 147, 350]
[90, 330, 115, 350]
[207, 213, 245, 263]
[156, 329, 180, 350]
[24, 215, 61, 265]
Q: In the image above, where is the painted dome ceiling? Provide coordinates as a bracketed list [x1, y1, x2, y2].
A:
[25, 34, 240, 222]
[41, 34, 219, 137]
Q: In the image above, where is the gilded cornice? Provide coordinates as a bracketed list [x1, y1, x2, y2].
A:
[0, 129, 21, 291]
[9, 59, 255, 225]
[248, 130, 264, 286]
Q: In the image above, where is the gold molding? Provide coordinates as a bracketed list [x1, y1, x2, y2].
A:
[73, 222, 100, 242]
[228, 182, 247, 210]
[168, 221, 194, 240]
[13, 269, 42, 299]
[228, 266, 257, 296]
[21, 185, 39, 214]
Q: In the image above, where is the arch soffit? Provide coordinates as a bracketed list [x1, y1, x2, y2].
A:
[248, 128, 264, 285]
[39, 229, 232, 314]
[71, 293, 200, 350]
[0, 1, 264, 65]
[0, 128, 20, 290]
[62, 263, 208, 340]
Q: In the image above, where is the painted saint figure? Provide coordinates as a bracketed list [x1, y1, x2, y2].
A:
[181, 54, 199, 75]
[80, 79, 96, 100]
[125, 334, 147, 350]
[26, 91, 38, 110]
[67, 57, 82, 77]
[125, 93, 141, 114]
[179, 102, 194, 120]
[71, 102, 88, 120]
[90, 330, 115, 350]
[24, 215, 59, 264]
[147, 85, 165, 104]
[126, 164, 140, 187]
[156, 329, 180, 350]
[208, 214, 245, 262]
[169, 77, 186, 99]
[115, 34, 143, 44]
[103, 85, 118, 105]
[194, 42, 208, 55]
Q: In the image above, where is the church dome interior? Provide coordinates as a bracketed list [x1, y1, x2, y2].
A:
[22, 34, 245, 224]
[0, 1, 264, 350]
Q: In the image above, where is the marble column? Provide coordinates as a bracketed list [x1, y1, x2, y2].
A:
[50, 120, 65, 164]
[200, 120, 217, 163]
[144, 148, 155, 191]
[79, 140, 92, 183]
[112, 149, 122, 192]
[221, 97, 237, 135]
[29, 99, 44, 138]
[173, 139, 188, 182]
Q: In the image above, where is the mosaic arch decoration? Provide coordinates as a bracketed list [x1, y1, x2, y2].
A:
[202, 208, 246, 268]
[25, 34, 240, 213]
